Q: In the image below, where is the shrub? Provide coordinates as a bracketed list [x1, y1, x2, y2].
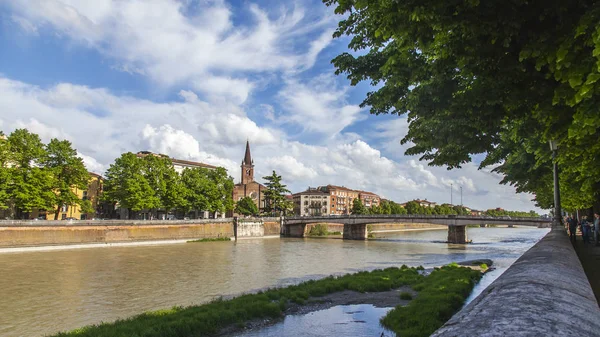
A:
[399, 292, 413, 300]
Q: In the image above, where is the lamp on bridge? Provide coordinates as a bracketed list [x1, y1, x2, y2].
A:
[549, 140, 562, 230]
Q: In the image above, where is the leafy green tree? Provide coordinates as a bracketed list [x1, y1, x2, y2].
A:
[102, 153, 156, 215]
[389, 202, 407, 215]
[380, 200, 392, 214]
[181, 167, 211, 214]
[7, 129, 53, 217]
[262, 171, 291, 215]
[207, 168, 234, 216]
[43, 139, 90, 220]
[0, 133, 11, 210]
[404, 201, 424, 215]
[79, 199, 95, 216]
[325, 0, 600, 210]
[351, 198, 368, 215]
[235, 196, 259, 216]
[140, 155, 184, 213]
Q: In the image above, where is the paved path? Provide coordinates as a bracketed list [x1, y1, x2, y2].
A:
[573, 236, 600, 304]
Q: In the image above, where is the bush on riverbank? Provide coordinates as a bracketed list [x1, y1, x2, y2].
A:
[187, 237, 231, 243]
[381, 264, 482, 337]
[307, 224, 341, 236]
[51, 265, 480, 337]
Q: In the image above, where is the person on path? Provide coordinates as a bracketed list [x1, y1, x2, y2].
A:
[567, 216, 578, 242]
[594, 213, 600, 246]
[581, 217, 591, 244]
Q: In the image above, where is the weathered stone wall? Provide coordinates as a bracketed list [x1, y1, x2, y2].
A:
[432, 229, 600, 336]
[262, 217, 281, 236]
[0, 220, 234, 247]
[236, 220, 264, 238]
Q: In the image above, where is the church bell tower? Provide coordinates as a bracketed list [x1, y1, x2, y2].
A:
[241, 140, 254, 185]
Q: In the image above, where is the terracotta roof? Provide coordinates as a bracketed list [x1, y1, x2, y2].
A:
[171, 158, 217, 169]
[88, 171, 103, 178]
[293, 188, 329, 196]
[136, 151, 218, 169]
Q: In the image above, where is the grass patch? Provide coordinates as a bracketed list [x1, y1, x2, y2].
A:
[399, 292, 413, 300]
[381, 264, 482, 337]
[187, 237, 231, 243]
[50, 265, 481, 337]
[307, 224, 341, 236]
[480, 263, 488, 271]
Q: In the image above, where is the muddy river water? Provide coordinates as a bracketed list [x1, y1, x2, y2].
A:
[0, 227, 548, 337]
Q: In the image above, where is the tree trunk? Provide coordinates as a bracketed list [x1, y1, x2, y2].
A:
[54, 205, 60, 220]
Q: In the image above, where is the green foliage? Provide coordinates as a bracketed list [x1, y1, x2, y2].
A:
[262, 171, 291, 215]
[480, 264, 489, 271]
[484, 209, 539, 217]
[235, 196, 259, 216]
[351, 198, 368, 214]
[381, 265, 483, 337]
[44, 139, 90, 220]
[389, 202, 407, 215]
[307, 223, 341, 236]
[325, 0, 600, 209]
[79, 199, 94, 215]
[6, 129, 54, 216]
[187, 237, 231, 243]
[51, 266, 436, 337]
[102, 153, 156, 212]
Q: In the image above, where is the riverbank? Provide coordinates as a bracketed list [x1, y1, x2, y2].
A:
[50, 264, 482, 337]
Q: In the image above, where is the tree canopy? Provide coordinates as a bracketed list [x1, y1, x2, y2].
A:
[325, 0, 600, 210]
[235, 196, 259, 216]
[351, 198, 368, 214]
[262, 171, 291, 215]
[102, 154, 234, 218]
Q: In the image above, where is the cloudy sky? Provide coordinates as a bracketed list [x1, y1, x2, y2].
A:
[0, 0, 540, 212]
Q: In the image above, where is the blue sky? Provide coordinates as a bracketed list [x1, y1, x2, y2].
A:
[0, 0, 541, 212]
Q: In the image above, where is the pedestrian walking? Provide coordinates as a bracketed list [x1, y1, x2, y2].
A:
[581, 217, 591, 244]
[567, 216, 578, 242]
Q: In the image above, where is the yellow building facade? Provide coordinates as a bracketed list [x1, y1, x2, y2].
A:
[31, 172, 103, 220]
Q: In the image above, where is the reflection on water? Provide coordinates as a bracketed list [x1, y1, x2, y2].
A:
[0, 227, 548, 337]
[232, 304, 394, 337]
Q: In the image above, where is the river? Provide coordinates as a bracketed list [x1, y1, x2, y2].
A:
[0, 227, 548, 337]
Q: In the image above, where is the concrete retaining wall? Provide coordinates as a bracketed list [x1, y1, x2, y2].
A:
[432, 229, 600, 336]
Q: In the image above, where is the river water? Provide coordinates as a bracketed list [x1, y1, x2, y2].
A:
[0, 227, 548, 337]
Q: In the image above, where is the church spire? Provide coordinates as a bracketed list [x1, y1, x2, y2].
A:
[243, 140, 252, 165]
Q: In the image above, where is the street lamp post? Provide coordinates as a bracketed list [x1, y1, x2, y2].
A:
[549, 140, 562, 230]
[451, 183, 453, 205]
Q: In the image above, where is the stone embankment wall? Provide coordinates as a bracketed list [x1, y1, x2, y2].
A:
[262, 217, 282, 236]
[432, 229, 600, 336]
[0, 219, 235, 247]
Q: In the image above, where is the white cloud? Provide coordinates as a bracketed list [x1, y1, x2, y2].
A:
[6, 0, 336, 103]
[279, 74, 366, 136]
[0, 75, 541, 212]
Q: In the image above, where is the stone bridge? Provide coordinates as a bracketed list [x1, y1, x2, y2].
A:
[281, 215, 552, 243]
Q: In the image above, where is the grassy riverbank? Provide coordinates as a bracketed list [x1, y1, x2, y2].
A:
[187, 237, 231, 243]
[381, 263, 483, 336]
[52, 265, 481, 337]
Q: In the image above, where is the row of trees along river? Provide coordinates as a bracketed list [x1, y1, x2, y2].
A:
[0, 129, 294, 219]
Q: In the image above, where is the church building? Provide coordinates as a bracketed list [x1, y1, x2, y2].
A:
[232, 141, 266, 213]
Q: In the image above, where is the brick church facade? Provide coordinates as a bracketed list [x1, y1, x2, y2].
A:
[232, 141, 266, 214]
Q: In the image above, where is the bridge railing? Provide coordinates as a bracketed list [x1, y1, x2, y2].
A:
[283, 214, 550, 222]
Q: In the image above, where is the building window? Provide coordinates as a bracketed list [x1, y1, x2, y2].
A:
[61, 204, 67, 213]
[82, 191, 88, 201]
